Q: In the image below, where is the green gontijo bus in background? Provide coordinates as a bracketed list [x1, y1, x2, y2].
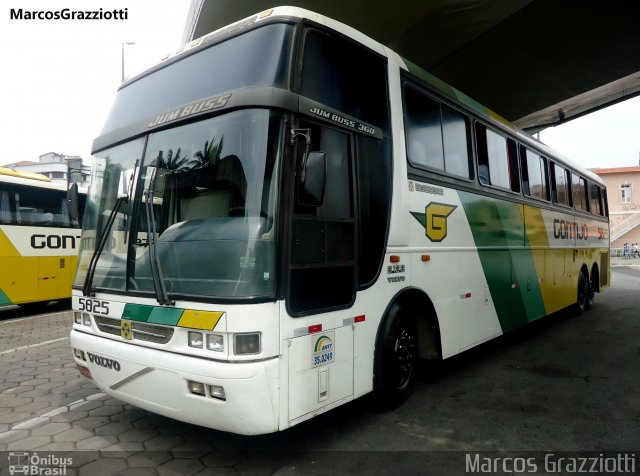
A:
[70, 7, 609, 435]
[0, 167, 85, 310]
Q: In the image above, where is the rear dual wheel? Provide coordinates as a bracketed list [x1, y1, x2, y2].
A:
[575, 270, 590, 315]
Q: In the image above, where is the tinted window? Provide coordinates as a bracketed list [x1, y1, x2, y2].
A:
[13, 185, 74, 227]
[102, 23, 294, 134]
[588, 182, 603, 216]
[521, 148, 548, 201]
[552, 163, 570, 206]
[301, 29, 389, 133]
[572, 173, 588, 212]
[404, 85, 471, 179]
[476, 125, 518, 191]
[0, 187, 11, 223]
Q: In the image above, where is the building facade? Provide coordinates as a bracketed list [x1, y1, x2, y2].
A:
[3, 152, 91, 188]
[591, 165, 640, 251]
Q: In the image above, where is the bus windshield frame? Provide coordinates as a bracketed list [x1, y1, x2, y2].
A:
[75, 108, 284, 303]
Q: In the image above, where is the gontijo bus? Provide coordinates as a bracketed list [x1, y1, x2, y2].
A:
[0, 167, 84, 309]
[70, 7, 609, 435]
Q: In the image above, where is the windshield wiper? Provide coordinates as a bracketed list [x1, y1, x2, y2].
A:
[82, 196, 127, 296]
[144, 167, 174, 306]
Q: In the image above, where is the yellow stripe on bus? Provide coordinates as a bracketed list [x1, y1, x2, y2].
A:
[177, 310, 224, 330]
[0, 229, 20, 257]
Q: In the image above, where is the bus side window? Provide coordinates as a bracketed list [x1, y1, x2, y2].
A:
[572, 173, 588, 212]
[475, 124, 519, 192]
[0, 190, 11, 223]
[588, 182, 602, 216]
[551, 162, 570, 206]
[521, 147, 548, 201]
[403, 84, 472, 179]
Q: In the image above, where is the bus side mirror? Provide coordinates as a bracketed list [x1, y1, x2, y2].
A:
[67, 182, 80, 227]
[299, 151, 326, 207]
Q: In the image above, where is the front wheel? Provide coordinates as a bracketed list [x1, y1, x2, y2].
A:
[373, 303, 417, 408]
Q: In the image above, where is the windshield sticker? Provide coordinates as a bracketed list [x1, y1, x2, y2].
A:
[312, 331, 335, 368]
[148, 93, 232, 128]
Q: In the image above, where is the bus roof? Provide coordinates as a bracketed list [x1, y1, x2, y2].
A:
[0, 166, 50, 182]
[133, 6, 605, 187]
[0, 167, 74, 191]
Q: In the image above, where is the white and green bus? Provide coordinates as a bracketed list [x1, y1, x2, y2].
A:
[70, 7, 609, 435]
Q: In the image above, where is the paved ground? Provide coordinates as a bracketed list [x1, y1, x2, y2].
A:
[0, 269, 639, 475]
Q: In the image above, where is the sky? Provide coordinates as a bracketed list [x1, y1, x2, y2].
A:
[0, 0, 191, 165]
[1, 0, 639, 170]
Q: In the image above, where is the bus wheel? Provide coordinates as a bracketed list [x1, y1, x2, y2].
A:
[373, 303, 417, 408]
[585, 272, 596, 311]
[575, 270, 589, 316]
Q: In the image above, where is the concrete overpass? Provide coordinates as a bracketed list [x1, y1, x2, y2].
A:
[181, 0, 640, 133]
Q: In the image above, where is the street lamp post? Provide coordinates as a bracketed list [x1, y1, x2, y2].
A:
[121, 41, 136, 82]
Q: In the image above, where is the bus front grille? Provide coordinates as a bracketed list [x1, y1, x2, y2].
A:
[94, 316, 174, 344]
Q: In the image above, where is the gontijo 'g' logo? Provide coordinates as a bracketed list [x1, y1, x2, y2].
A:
[425, 202, 457, 242]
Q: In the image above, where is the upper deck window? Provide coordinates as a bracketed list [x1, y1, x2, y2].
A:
[300, 28, 389, 134]
[102, 23, 294, 135]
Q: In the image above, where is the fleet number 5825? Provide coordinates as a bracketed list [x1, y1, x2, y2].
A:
[77, 297, 110, 315]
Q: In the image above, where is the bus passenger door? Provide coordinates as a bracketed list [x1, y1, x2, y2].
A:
[286, 122, 356, 422]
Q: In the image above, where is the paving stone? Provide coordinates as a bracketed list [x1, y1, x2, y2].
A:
[157, 458, 205, 476]
[74, 416, 110, 430]
[101, 441, 145, 452]
[89, 405, 124, 418]
[31, 422, 72, 436]
[7, 435, 51, 450]
[0, 411, 31, 424]
[52, 427, 94, 442]
[78, 457, 128, 476]
[143, 435, 185, 451]
[119, 428, 158, 443]
[32, 441, 77, 451]
[126, 451, 172, 467]
[94, 421, 133, 436]
[14, 400, 53, 413]
[0, 430, 29, 445]
[76, 435, 119, 450]
[35, 381, 66, 391]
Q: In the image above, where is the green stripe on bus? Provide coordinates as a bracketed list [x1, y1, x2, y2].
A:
[148, 307, 183, 326]
[122, 303, 154, 322]
[0, 289, 13, 307]
[458, 192, 547, 332]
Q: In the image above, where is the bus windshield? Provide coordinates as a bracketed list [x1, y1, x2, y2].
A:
[75, 108, 283, 300]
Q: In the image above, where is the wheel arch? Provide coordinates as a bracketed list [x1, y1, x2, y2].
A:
[375, 287, 442, 360]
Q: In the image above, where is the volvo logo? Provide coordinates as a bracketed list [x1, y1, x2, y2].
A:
[87, 352, 121, 371]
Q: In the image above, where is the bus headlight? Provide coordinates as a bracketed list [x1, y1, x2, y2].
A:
[206, 334, 224, 352]
[82, 313, 91, 326]
[234, 333, 261, 355]
[188, 331, 203, 348]
[73, 312, 82, 324]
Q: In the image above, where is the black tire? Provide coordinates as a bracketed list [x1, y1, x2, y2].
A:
[585, 271, 596, 311]
[574, 270, 589, 316]
[373, 303, 417, 408]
